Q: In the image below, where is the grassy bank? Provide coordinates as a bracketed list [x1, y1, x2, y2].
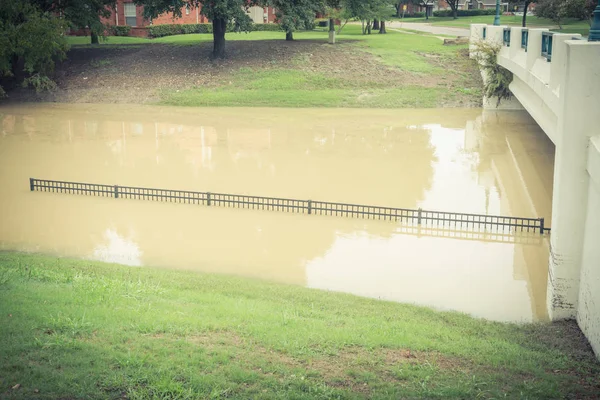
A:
[1, 252, 599, 399]
[10, 26, 481, 108]
[395, 15, 590, 35]
[399, 15, 590, 35]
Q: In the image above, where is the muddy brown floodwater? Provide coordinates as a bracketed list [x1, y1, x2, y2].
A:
[0, 104, 556, 322]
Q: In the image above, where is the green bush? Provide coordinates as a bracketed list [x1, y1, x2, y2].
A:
[148, 24, 182, 38]
[402, 12, 426, 18]
[111, 25, 131, 36]
[472, 39, 513, 107]
[148, 23, 212, 38]
[433, 9, 497, 17]
[148, 23, 281, 38]
[249, 23, 282, 32]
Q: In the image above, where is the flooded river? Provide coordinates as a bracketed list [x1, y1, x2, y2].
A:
[0, 104, 555, 322]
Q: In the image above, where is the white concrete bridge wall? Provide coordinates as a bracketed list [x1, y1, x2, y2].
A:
[470, 24, 600, 358]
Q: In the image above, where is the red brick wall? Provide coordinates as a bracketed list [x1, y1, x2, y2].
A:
[152, 5, 205, 25]
[265, 7, 276, 23]
[100, 0, 150, 27]
[84, 0, 277, 39]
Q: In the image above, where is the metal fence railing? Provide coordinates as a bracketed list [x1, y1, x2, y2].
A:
[30, 178, 550, 236]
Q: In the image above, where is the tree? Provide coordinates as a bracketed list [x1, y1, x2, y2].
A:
[343, 0, 389, 34]
[30, 0, 116, 45]
[63, 0, 116, 44]
[419, 0, 434, 20]
[0, 0, 69, 96]
[323, 0, 343, 35]
[535, 0, 593, 28]
[394, 0, 413, 18]
[508, 0, 537, 27]
[270, 0, 319, 41]
[138, 0, 265, 58]
[446, 0, 460, 19]
[561, 0, 597, 22]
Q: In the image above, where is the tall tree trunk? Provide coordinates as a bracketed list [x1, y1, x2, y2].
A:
[373, 19, 380, 30]
[329, 18, 335, 32]
[212, 18, 227, 58]
[522, 1, 529, 27]
[286, 31, 293, 41]
[91, 32, 99, 45]
[366, 20, 372, 34]
[396, 4, 401, 17]
[453, 7, 458, 19]
[379, 21, 386, 34]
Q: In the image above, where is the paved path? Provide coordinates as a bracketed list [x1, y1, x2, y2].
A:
[386, 22, 470, 37]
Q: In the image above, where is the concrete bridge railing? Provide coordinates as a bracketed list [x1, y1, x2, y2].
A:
[470, 24, 600, 359]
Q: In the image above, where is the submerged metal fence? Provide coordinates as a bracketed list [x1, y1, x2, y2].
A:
[30, 178, 550, 236]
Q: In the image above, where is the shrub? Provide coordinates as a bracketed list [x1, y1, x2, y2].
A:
[147, 24, 182, 38]
[250, 23, 282, 32]
[472, 39, 513, 107]
[433, 9, 497, 17]
[402, 12, 426, 18]
[147, 23, 281, 38]
[111, 25, 131, 36]
[0, 0, 69, 96]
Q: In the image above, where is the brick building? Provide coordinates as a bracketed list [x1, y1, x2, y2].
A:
[96, 0, 276, 37]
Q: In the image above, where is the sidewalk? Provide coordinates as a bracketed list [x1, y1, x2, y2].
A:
[386, 22, 471, 37]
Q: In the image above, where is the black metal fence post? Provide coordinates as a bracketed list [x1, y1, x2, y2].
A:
[308, 200, 312, 215]
[30, 178, 34, 192]
[417, 208, 422, 225]
[540, 218, 545, 234]
[207, 192, 211, 206]
[114, 185, 119, 199]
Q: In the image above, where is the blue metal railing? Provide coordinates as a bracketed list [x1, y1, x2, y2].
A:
[542, 32, 554, 62]
[521, 29, 529, 51]
[503, 28, 511, 46]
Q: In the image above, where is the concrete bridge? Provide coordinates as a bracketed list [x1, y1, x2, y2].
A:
[470, 25, 600, 358]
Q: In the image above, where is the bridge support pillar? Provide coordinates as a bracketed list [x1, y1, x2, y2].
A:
[547, 42, 600, 320]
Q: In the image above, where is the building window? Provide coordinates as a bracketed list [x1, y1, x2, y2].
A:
[124, 3, 137, 26]
[185, 5, 191, 15]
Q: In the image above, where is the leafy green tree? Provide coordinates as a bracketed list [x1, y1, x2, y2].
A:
[535, 0, 592, 28]
[561, 0, 597, 22]
[394, 0, 413, 18]
[322, 0, 343, 34]
[418, 0, 434, 20]
[343, 0, 389, 34]
[0, 0, 69, 96]
[445, 0, 460, 19]
[29, 0, 116, 45]
[516, 0, 535, 27]
[270, 0, 319, 41]
[138, 0, 265, 57]
[62, 0, 116, 44]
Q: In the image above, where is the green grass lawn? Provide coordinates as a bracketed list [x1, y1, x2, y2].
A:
[142, 26, 480, 108]
[399, 15, 590, 35]
[61, 26, 480, 108]
[66, 30, 326, 46]
[1, 252, 599, 399]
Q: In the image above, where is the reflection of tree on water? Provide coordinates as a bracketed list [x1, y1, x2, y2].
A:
[0, 108, 441, 285]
